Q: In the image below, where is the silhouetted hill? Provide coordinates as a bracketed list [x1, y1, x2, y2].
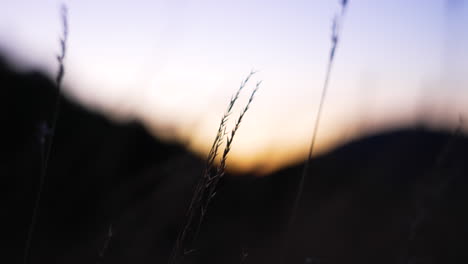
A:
[2, 54, 468, 264]
[194, 128, 468, 264]
[1, 55, 204, 263]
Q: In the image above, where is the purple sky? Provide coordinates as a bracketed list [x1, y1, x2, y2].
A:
[1, 0, 467, 172]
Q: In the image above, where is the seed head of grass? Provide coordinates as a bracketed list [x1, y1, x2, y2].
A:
[169, 70, 261, 264]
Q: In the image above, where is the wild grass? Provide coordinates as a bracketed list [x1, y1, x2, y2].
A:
[13, 1, 465, 263]
[23, 4, 68, 264]
[280, 0, 349, 262]
[96, 224, 114, 264]
[169, 71, 261, 264]
[400, 119, 464, 264]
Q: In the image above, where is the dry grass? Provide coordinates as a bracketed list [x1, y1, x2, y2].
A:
[169, 71, 261, 264]
[400, 119, 464, 264]
[280, 1, 349, 262]
[23, 4, 68, 264]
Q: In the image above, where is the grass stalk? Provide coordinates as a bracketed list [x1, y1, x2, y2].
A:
[280, 1, 349, 262]
[400, 119, 463, 264]
[169, 71, 260, 264]
[23, 4, 68, 264]
[96, 224, 114, 264]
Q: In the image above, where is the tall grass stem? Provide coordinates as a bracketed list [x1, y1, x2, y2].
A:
[280, 1, 349, 263]
[169, 71, 260, 264]
[23, 4, 68, 264]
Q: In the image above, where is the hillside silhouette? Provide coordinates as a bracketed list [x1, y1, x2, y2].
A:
[2, 54, 468, 264]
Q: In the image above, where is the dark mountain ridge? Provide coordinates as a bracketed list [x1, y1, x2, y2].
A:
[2, 55, 467, 264]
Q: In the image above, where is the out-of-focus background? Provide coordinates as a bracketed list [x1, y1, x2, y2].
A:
[1, 0, 467, 173]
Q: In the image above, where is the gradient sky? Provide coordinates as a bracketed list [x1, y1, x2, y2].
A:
[2, 0, 467, 173]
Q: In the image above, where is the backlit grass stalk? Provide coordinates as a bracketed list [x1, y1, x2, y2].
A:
[23, 4, 68, 264]
[169, 71, 260, 264]
[400, 119, 463, 264]
[96, 224, 113, 264]
[281, 1, 349, 262]
[205, 70, 256, 173]
[211, 80, 261, 195]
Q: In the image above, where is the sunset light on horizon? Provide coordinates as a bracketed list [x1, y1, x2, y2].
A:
[2, 0, 468, 173]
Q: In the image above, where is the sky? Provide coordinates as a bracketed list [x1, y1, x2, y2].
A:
[1, 0, 467, 173]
